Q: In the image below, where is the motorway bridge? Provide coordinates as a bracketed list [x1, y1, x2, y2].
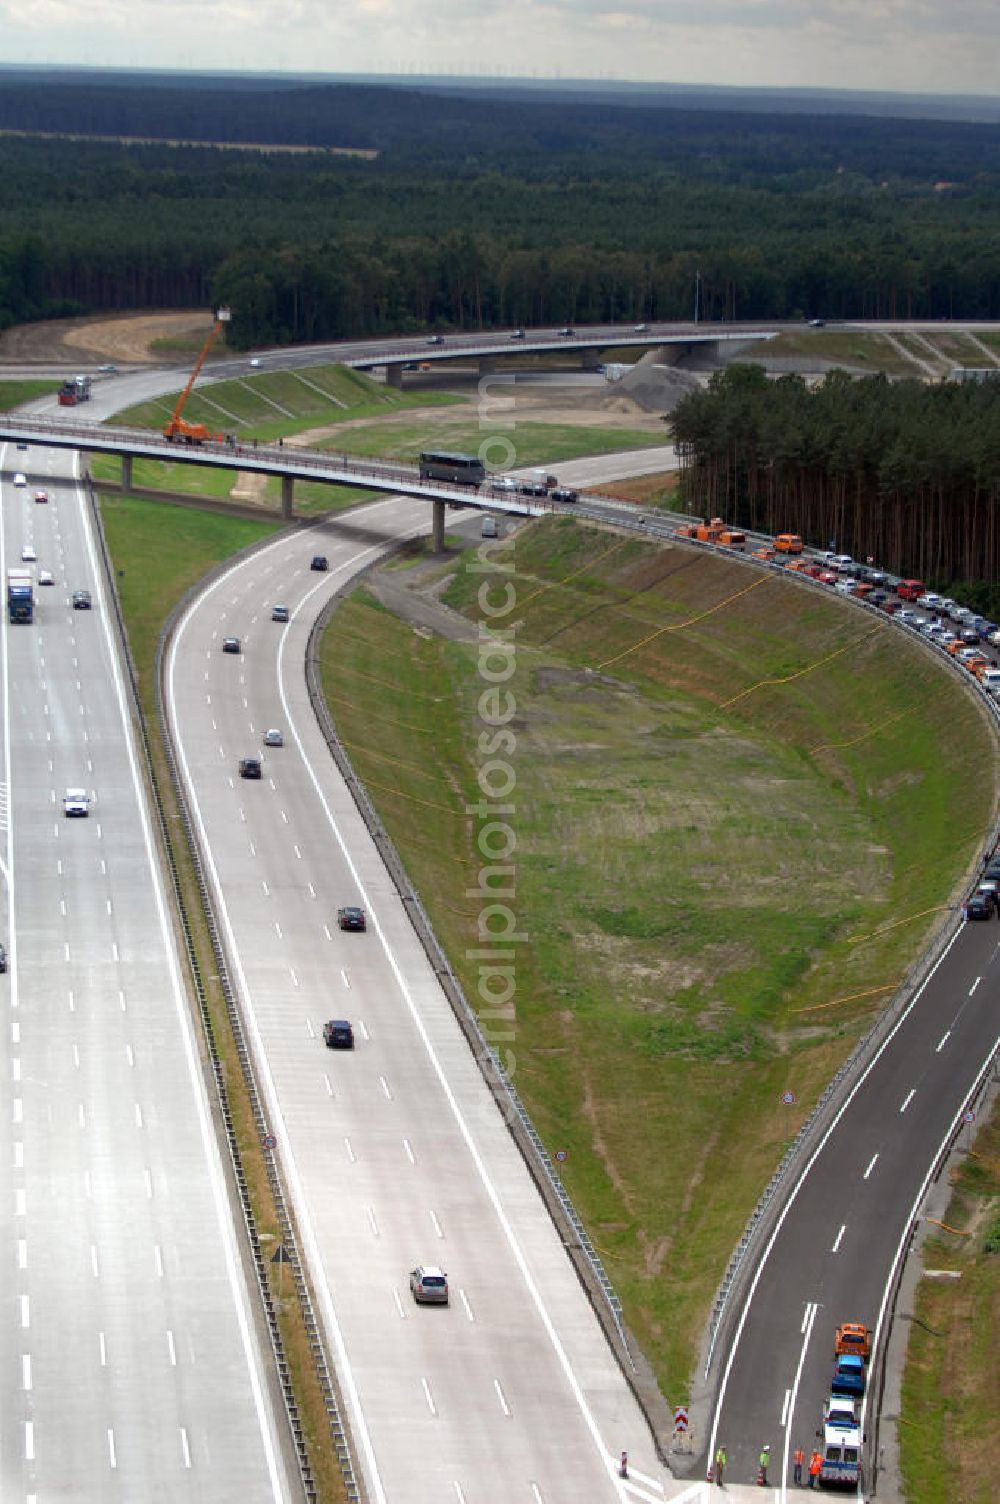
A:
[0, 413, 548, 548]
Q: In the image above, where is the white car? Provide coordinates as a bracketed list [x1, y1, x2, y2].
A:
[63, 788, 90, 817]
[38, 569, 54, 586]
[21, 544, 36, 562]
[263, 729, 283, 748]
[916, 593, 942, 611]
[13, 472, 26, 488]
[249, 358, 261, 368]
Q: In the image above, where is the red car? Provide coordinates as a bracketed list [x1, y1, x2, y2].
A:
[337, 906, 366, 932]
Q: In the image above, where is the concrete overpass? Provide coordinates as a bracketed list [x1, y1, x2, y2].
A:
[347, 325, 778, 386]
[0, 413, 546, 549]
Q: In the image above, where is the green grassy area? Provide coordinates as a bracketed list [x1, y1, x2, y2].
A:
[116, 362, 462, 443]
[746, 330, 920, 376]
[0, 378, 60, 410]
[99, 495, 280, 707]
[318, 517, 994, 1397]
[899, 1108, 1000, 1504]
[321, 417, 666, 467]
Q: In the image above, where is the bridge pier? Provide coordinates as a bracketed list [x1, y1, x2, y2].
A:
[384, 364, 403, 389]
[121, 453, 133, 493]
[281, 473, 295, 520]
[581, 349, 602, 370]
[432, 499, 445, 553]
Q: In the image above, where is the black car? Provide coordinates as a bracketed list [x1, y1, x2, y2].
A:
[982, 856, 1000, 882]
[964, 891, 993, 921]
[72, 590, 92, 610]
[323, 1019, 355, 1049]
[311, 555, 328, 572]
[238, 757, 262, 780]
[271, 605, 290, 623]
[551, 487, 579, 504]
[0, 942, 6, 973]
[426, 334, 444, 346]
[337, 905, 366, 932]
[867, 590, 888, 607]
[557, 327, 575, 337]
[222, 636, 241, 654]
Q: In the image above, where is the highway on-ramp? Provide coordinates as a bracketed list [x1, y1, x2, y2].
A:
[0, 445, 295, 1501]
[163, 497, 674, 1504]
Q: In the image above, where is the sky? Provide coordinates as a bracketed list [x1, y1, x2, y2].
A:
[0, 0, 998, 98]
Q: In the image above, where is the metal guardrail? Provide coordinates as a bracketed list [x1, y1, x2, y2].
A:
[86, 485, 362, 1504]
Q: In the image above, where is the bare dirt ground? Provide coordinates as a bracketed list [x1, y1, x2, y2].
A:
[0, 310, 214, 366]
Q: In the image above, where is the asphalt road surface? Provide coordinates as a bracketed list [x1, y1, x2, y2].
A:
[0, 443, 294, 1501]
[163, 496, 674, 1504]
[708, 916, 999, 1498]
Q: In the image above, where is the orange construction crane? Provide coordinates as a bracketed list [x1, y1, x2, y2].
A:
[163, 306, 231, 442]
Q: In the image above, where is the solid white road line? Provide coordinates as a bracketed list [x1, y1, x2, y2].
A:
[900, 1088, 916, 1113]
[936, 1030, 951, 1052]
[780, 1301, 817, 1502]
[863, 1153, 879, 1179]
[831, 1225, 846, 1253]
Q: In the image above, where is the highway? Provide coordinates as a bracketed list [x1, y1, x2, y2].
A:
[163, 497, 673, 1504]
[0, 445, 295, 1501]
[708, 909, 999, 1495]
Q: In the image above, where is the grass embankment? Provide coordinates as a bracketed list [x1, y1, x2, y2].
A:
[318, 516, 994, 1397]
[320, 415, 665, 468]
[899, 1109, 1000, 1504]
[100, 496, 349, 1503]
[0, 378, 60, 409]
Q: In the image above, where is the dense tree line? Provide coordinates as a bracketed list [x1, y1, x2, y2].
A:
[672, 366, 1000, 598]
[1, 83, 1000, 341]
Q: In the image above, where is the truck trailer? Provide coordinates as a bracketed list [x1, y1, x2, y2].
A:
[7, 569, 33, 623]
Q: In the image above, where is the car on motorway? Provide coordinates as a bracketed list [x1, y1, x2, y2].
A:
[510, 328, 526, 340]
[982, 855, 1000, 881]
[72, 590, 92, 610]
[916, 592, 943, 611]
[263, 728, 283, 747]
[98, 363, 118, 373]
[63, 788, 90, 817]
[0, 941, 7, 972]
[337, 905, 366, 932]
[426, 334, 444, 345]
[34, 489, 48, 504]
[20, 544, 36, 562]
[551, 487, 579, 503]
[311, 555, 328, 572]
[238, 757, 262, 779]
[322, 1019, 355, 1049]
[831, 1354, 866, 1397]
[271, 604, 290, 622]
[490, 475, 519, 493]
[38, 569, 54, 587]
[557, 326, 575, 336]
[16, 442, 27, 452]
[222, 636, 241, 653]
[409, 1266, 449, 1305]
[13, 472, 26, 487]
[249, 358, 261, 368]
[964, 890, 994, 921]
[817, 570, 838, 585]
[808, 318, 827, 327]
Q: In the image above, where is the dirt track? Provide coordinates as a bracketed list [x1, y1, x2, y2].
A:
[0, 310, 214, 366]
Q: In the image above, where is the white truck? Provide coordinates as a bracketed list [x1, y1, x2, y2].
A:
[820, 1394, 863, 1488]
[63, 788, 91, 817]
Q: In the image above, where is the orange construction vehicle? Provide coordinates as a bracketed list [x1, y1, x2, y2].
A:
[835, 1322, 872, 1361]
[163, 306, 231, 443]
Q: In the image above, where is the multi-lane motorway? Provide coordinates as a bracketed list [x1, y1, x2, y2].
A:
[163, 497, 671, 1503]
[0, 445, 294, 1500]
[3, 333, 998, 1502]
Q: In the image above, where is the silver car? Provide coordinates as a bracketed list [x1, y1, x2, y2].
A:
[409, 1266, 448, 1305]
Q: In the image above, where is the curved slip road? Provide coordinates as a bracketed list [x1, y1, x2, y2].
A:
[164, 495, 674, 1504]
[709, 914, 1000, 1497]
[0, 445, 294, 1500]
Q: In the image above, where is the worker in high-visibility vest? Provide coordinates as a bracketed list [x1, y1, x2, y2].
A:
[808, 1449, 823, 1487]
[714, 1444, 727, 1484]
[793, 1446, 805, 1484]
[759, 1445, 770, 1485]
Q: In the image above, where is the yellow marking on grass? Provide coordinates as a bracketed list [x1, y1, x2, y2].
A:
[794, 983, 897, 1013]
[339, 738, 442, 781]
[847, 906, 952, 943]
[519, 540, 630, 610]
[926, 1219, 970, 1237]
[353, 774, 462, 816]
[809, 708, 910, 755]
[720, 624, 882, 709]
[597, 574, 771, 670]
